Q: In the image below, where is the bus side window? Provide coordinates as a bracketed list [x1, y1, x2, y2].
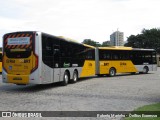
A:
[86, 49, 94, 60]
[103, 53, 111, 60]
[112, 53, 119, 60]
[54, 45, 60, 60]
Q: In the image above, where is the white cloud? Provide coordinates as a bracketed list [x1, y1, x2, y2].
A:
[0, 0, 160, 46]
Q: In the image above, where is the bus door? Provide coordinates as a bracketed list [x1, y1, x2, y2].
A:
[53, 45, 60, 82]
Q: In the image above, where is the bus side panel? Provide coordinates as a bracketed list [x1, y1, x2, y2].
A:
[80, 60, 95, 77]
[29, 32, 56, 85]
[29, 32, 42, 84]
[152, 64, 157, 71]
[41, 63, 53, 84]
[99, 60, 137, 74]
[135, 64, 157, 72]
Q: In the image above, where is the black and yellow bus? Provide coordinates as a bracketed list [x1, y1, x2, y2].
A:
[2, 31, 157, 85]
[2, 31, 95, 85]
[95, 46, 157, 77]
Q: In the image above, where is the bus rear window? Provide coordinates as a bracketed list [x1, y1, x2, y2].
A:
[5, 49, 31, 58]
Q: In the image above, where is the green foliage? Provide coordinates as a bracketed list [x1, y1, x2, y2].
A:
[82, 39, 111, 47]
[124, 103, 160, 120]
[125, 28, 160, 53]
[135, 103, 160, 111]
[125, 115, 160, 120]
[82, 39, 101, 47]
[101, 41, 111, 47]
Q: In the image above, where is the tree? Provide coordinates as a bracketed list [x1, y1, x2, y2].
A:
[82, 39, 101, 47]
[101, 41, 111, 47]
[125, 28, 160, 53]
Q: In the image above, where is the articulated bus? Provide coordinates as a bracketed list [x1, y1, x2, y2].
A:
[2, 31, 96, 85]
[95, 47, 157, 76]
[2, 31, 157, 85]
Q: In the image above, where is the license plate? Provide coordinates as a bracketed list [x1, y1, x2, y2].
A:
[13, 77, 22, 80]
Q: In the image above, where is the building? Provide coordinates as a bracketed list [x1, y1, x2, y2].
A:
[110, 30, 124, 46]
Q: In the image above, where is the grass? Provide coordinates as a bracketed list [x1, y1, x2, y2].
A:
[124, 103, 160, 120]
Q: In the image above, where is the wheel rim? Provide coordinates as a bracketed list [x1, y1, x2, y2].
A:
[73, 73, 77, 82]
[110, 69, 115, 76]
[64, 74, 69, 83]
[143, 67, 147, 73]
[143, 68, 146, 73]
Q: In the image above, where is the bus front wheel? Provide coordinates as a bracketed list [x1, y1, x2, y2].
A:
[109, 68, 116, 77]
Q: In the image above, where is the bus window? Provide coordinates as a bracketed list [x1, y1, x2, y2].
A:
[53, 45, 60, 61]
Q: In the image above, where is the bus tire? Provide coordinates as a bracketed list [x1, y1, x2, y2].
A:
[109, 68, 116, 77]
[61, 71, 69, 86]
[70, 70, 78, 83]
[143, 66, 149, 74]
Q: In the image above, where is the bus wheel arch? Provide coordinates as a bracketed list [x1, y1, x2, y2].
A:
[70, 69, 78, 83]
[61, 70, 70, 86]
[143, 66, 149, 74]
[109, 67, 116, 77]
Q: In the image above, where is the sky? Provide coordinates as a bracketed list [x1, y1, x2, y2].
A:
[0, 0, 160, 46]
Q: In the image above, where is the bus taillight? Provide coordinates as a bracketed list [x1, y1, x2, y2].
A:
[31, 54, 38, 73]
[2, 54, 7, 73]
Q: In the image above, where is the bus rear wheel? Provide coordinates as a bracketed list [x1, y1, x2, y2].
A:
[109, 68, 116, 77]
[70, 70, 78, 83]
[143, 66, 149, 74]
[61, 71, 69, 86]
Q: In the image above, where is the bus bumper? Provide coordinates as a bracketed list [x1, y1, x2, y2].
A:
[2, 70, 29, 85]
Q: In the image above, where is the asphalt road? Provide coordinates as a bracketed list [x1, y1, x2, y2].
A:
[0, 68, 160, 120]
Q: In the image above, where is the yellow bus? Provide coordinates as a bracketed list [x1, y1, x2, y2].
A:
[0, 51, 2, 72]
[2, 31, 96, 85]
[95, 46, 157, 77]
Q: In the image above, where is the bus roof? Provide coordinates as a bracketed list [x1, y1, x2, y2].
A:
[98, 46, 132, 50]
[83, 44, 95, 48]
[98, 46, 155, 51]
[57, 36, 80, 44]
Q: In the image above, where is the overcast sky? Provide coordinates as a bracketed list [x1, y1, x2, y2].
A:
[0, 0, 160, 46]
